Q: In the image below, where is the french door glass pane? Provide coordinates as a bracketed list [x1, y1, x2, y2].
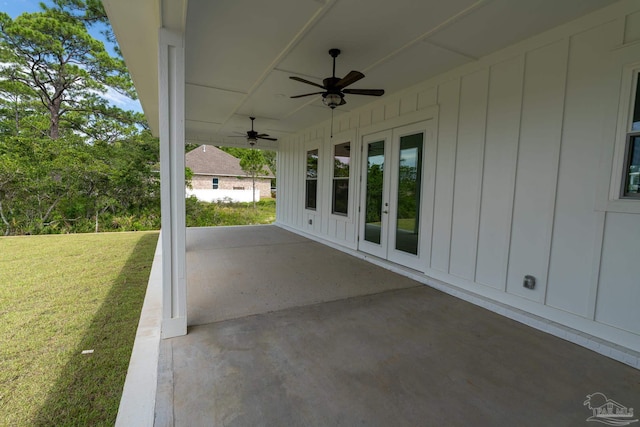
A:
[395, 133, 423, 255]
[364, 141, 385, 244]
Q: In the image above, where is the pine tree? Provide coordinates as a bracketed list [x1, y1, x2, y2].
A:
[0, 1, 135, 139]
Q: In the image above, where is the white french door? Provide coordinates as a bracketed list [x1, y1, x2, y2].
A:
[358, 121, 434, 271]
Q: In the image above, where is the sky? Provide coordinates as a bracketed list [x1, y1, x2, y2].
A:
[1, 0, 143, 113]
[1, 0, 42, 17]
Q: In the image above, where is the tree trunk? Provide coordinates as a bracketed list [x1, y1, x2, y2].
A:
[252, 174, 256, 209]
[49, 94, 63, 139]
[49, 107, 60, 139]
[0, 200, 11, 236]
[42, 197, 60, 224]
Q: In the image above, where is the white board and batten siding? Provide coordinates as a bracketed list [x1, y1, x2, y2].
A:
[276, 1, 640, 364]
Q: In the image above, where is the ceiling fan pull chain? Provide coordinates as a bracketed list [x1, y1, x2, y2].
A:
[330, 108, 334, 139]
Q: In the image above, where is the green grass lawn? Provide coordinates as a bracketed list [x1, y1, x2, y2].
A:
[0, 231, 158, 426]
[186, 197, 276, 227]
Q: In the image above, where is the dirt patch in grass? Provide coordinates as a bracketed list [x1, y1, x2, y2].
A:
[0, 231, 158, 426]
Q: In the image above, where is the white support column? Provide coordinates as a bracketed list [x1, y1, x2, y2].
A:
[158, 28, 187, 338]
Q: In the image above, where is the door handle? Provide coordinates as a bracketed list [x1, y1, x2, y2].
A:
[383, 210, 388, 214]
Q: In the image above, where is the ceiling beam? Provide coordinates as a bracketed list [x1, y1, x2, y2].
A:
[220, 0, 338, 128]
[363, 0, 489, 74]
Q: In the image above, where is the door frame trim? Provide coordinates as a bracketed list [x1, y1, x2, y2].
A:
[357, 118, 437, 272]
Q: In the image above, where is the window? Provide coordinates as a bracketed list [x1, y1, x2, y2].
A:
[212, 178, 219, 189]
[623, 73, 640, 198]
[332, 142, 350, 215]
[305, 149, 318, 210]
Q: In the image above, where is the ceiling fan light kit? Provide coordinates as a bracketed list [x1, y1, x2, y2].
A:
[322, 93, 342, 109]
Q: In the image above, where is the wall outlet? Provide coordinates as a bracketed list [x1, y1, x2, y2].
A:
[523, 275, 536, 289]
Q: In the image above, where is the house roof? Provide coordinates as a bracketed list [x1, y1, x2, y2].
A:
[185, 145, 274, 179]
[104, 0, 616, 146]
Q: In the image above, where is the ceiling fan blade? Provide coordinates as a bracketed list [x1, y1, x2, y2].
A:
[336, 70, 364, 89]
[289, 76, 326, 90]
[339, 97, 346, 106]
[228, 135, 247, 138]
[258, 135, 277, 141]
[290, 91, 325, 98]
[342, 88, 385, 96]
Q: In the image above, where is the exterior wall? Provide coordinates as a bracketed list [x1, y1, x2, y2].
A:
[276, 1, 640, 357]
[191, 174, 272, 198]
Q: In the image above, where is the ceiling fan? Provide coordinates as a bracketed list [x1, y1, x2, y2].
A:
[290, 48, 384, 109]
[229, 117, 277, 146]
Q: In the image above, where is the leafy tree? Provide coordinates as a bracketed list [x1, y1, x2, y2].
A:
[0, 111, 80, 232]
[0, 3, 136, 139]
[239, 149, 268, 209]
[82, 129, 160, 232]
[218, 146, 245, 159]
[263, 149, 276, 188]
[0, 119, 159, 235]
[219, 146, 276, 184]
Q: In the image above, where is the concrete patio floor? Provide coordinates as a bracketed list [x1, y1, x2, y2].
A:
[154, 225, 640, 426]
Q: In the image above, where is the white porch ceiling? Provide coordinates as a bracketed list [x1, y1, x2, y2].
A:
[104, 0, 616, 147]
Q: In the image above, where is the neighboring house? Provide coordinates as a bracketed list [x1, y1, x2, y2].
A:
[185, 145, 273, 203]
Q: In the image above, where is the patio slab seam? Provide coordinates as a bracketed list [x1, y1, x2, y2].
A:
[187, 240, 312, 252]
[188, 283, 424, 328]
